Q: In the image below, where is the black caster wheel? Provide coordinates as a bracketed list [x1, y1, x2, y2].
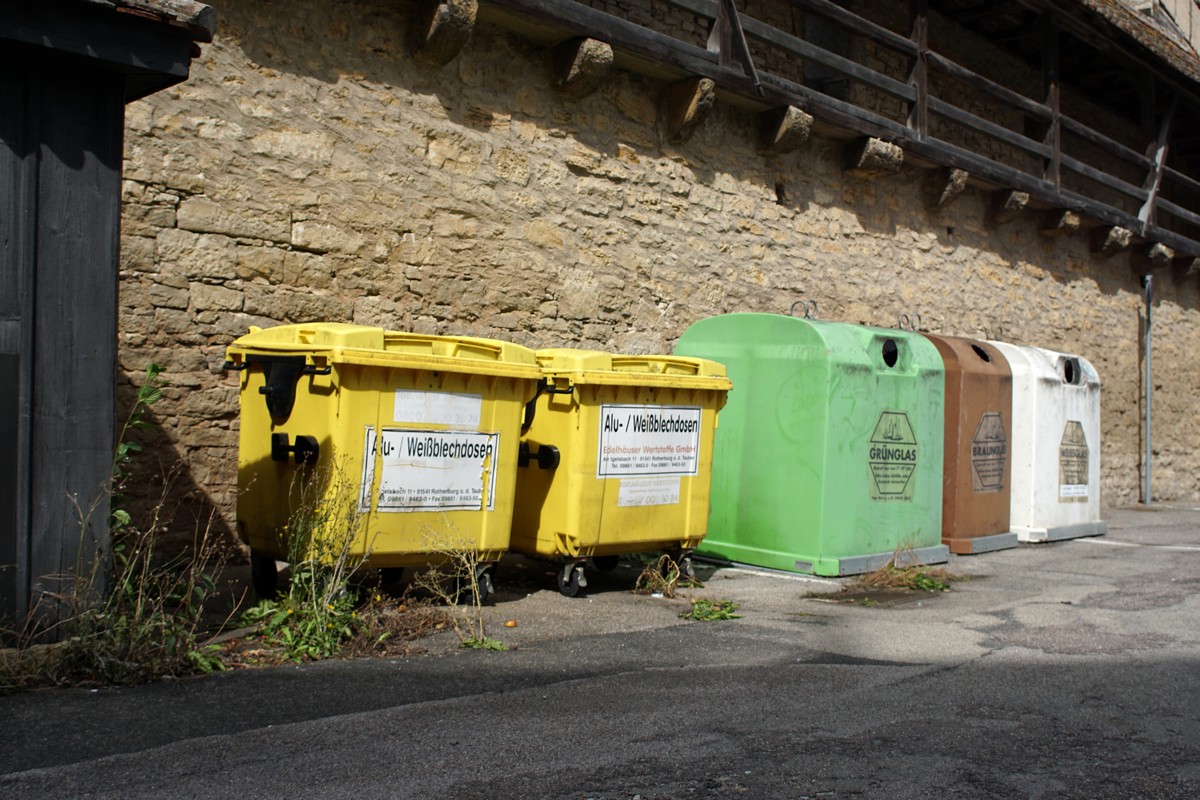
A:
[474, 566, 495, 606]
[453, 565, 495, 606]
[678, 555, 695, 581]
[250, 551, 279, 599]
[557, 562, 587, 597]
[379, 567, 405, 594]
[663, 550, 694, 581]
[591, 554, 620, 572]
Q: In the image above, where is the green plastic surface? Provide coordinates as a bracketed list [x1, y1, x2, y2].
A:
[674, 313, 945, 575]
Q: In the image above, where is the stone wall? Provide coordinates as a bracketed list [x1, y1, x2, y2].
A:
[117, 0, 1200, 540]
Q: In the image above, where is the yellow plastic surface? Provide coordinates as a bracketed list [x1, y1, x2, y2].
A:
[512, 349, 731, 559]
[226, 323, 541, 566]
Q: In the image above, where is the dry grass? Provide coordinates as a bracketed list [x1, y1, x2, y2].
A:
[633, 554, 703, 598]
[849, 556, 961, 593]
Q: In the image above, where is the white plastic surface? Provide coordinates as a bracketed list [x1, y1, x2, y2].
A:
[987, 342, 1107, 541]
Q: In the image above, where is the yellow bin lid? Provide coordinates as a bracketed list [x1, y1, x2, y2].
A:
[226, 322, 541, 379]
[534, 348, 731, 390]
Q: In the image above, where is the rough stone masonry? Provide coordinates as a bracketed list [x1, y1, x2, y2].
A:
[116, 0, 1200, 541]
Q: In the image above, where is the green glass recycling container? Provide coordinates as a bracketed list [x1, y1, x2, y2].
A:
[674, 313, 948, 576]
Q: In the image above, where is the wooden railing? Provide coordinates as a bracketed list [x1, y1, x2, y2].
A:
[484, 0, 1200, 259]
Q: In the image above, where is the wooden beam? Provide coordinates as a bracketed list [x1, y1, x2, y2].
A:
[907, 0, 928, 140]
[925, 51, 1050, 121]
[1040, 15, 1061, 190]
[845, 137, 903, 178]
[662, 76, 716, 145]
[551, 37, 613, 99]
[411, 0, 478, 66]
[1091, 226, 1134, 258]
[1039, 210, 1080, 237]
[924, 167, 970, 209]
[782, 0, 918, 57]
[760, 105, 812, 154]
[1138, 94, 1178, 234]
[988, 190, 1029, 225]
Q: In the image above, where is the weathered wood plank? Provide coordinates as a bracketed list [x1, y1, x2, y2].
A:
[784, 0, 919, 57]
[928, 95, 1052, 159]
[1153, 196, 1200, 231]
[1060, 116, 1152, 171]
[925, 50, 1050, 120]
[670, 0, 915, 103]
[908, 0, 928, 139]
[1138, 95, 1177, 230]
[1059, 152, 1147, 202]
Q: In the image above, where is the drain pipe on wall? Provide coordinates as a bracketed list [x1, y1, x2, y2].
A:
[1142, 274, 1153, 505]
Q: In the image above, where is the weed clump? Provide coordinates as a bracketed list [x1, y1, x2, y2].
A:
[680, 598, 741, 621]
[1, 364, 237, 692]
[633, 554, 702, 598]
[850, 559, 960, 593]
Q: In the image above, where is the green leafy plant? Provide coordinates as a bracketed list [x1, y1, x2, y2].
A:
[460, 635, 508, 651]
[680, 598, 741, 621]
[239, 460, 369, 662]
[110, 363, 166, 531]
[1, 364, 238, 691]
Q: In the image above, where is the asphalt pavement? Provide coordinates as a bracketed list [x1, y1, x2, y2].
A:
[2, 504, 1199, 799]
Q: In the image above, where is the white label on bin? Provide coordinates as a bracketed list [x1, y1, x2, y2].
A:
[1059, 420, 1089, 502]
[596, 404, 702, 478]
[393, 390, 482, 429]
[617, 477, 682, 508]
[970, 412, 1007, 493]
[360, 427, 498, 512]
[868, 410, 918, 502]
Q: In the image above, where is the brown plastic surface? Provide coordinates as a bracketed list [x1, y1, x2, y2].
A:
[924, 333, 1015, 554]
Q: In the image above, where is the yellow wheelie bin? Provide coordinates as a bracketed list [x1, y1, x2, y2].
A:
[512, 349, 731, 596]
[225, 322, 542, 602]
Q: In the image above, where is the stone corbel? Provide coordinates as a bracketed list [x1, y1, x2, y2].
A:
[923, 167, 969, 210]
[551, 38, 613, 100]
[662, 76, 716, 145]
[411, 0, 477, 67]
[759, 105, 812, 154]
[987, 190, 1028, 226]
[844, 137, 903, 178]
[1090, 226, 1133, 258]
[1038, 210, 1080, 238]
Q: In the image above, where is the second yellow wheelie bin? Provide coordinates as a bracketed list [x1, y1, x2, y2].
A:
[511, 349, 731, 596]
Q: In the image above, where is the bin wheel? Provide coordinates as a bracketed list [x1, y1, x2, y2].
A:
[475, 566, 495, 606]
[661, 551, 694, 581]
[454, 566, 495, 607]
[591, 555, 620, 572]
[557, 562, 587, 598]
[379, 567, 405, 593]
[250, 552, 279, 599]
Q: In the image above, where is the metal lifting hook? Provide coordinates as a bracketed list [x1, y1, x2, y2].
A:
[789, 299, 818, 319]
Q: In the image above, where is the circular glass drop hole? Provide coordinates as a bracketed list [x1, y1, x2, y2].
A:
[971, 344, 991, 362]
[1063, 357, 1079, 385]
[882, 339, 899, 368]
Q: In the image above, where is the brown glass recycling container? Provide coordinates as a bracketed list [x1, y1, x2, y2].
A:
[922, 333, 1017, 555]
